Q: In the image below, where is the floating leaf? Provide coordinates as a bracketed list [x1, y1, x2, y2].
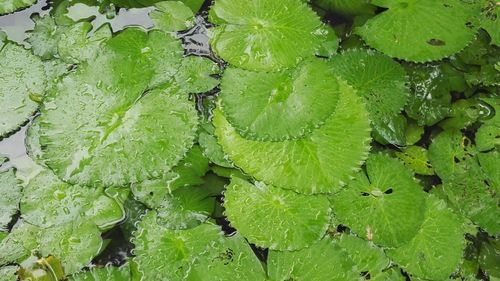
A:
[387, 195, 465, 280]
[209, 0, 332, 71]
[198, 123, 233, 168]
[404, 120, 424, 145]
[214, 80, 371, 194]
[267, 238, 359, 281]
[480, 0, 499, 46]
[219, 58, 340, 141]
[0, 265, 18, 281]
[0, 169, 21, 231]
[0, 43, 45, 137]
[314, 0, 376, 15]
[186, 233, 267, 281]
[27, 14, 61, 60]
[224, 177, 331, 250]
[476, 98, 500, 151]
[0, 0, 36, 15]
[395, 146, 434, 175]
[175, 56, 221, 93]
[356, 0, 479, 62]
[150, 1, 195, 32]
[329, 49, 409, 145]
[39, 220, 103, 275]
[132, 211, 223, 280]
[68, 263, 131, 281]
[58, 22, 112, 64]
[0, 221, 40, 265]
[39, 29, 198, 187]
[332, 153, 426, 247]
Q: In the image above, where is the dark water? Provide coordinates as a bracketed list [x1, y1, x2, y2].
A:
[0, 0, 212, 170]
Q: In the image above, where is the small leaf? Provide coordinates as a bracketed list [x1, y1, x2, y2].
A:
[356, 0, 480, 62]
[476, 98, 500, 151]
[395, 146, 434, 175]
[0, 265, 18, 281]
[175, 56, 221, 93]
[68, 263, 131, 281]
[0, 169, 22, 231]
[224, 177, 331, 250]
[150, 1, 195, 32]
[27, 14, 61, 60]
[332, 153, 427, 247]
[209, 0, 333, 71]
[0, 0, 36, 15]
[314, 0, 376, 16]
[198, 123, 233, 168]
[387, 195, 465, 280]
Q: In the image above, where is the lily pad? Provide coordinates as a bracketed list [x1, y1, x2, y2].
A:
[332, 153, 427, 247]
[68, 263, 131, 281]
[219, 58, 340, 141]
[314, 0, 376, 15]
[387, 195, 465, 280]
[39, 29, 198, 187]
[213, 80, 371, 194]
[150, 1, 195, 32]
[186, 233, 267, 281]
[0, 0, 36, 15]
[132, 211, 224, 280]
[174, 56, 221, 94]
[356, 0, 480, 62]
[0, 43, 45, 138]
[0, 265, 18, 281]
[209, 0, 332, 71]
[27, 14, 61, 60]
[0, 169, 21, 231]
[224, 177, 331, 250]
[267, 238, 359, 281]
[328, 49, 409, 145]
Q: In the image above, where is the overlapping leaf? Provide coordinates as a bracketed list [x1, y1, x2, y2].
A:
[150, 1, 195, 32]
[356, 0, 480, 62]
[0, 0, 36, 15]
[224, 177, 331, 250]
[0, 169, 21, 231]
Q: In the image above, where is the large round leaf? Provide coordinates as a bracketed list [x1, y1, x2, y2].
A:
[332, 153, 427, 247]
[213, 80, 371, 194]
[328, 49, 409, 145]
[209, 0, 332, 71]
[387, 195, 465, 280]
[356, 0, 479, 62]
[224, 177, 331, 250]
[0, 43, 45, 137]
[39, 29, 198, 187]
[219, 59, 340, 141]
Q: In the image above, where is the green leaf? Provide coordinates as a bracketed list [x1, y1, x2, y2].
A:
[18, 255, 65, 281]
[480, 0, 500, 46]
[21, 169, 125, 230]
[131, 145, 210, 208]
[0, 221, 40, 265]
[356, 0, 479, 62]
[57, 22, 112, 64]
[404, 120, 424, 145]
[209, 0, 332, 71]
[476, 98, 500, 151]
[479, 237, 500, 279]
[174, 56, 221, 94]
[27, 15, 61, 60]
[0, 43, 45, 137]
[314, 0, 376, 15]
[150, 1, 195, 32]
[68, 264, 131, 281]
[213, 80, 371, 194]
[267, 238, 359, 281]
[329, 49, 409, 145]
[132, 211, 223, 280]
[478, 149, 500, 189]
[39, 29, 198, 187]
[332, 153, 427, 247]
[186, 233, 267, 281]
[395, 146, 434, 175]
[219, 58, 340, 141]
[0, 0, 36, 15]
[198, 123, 233, 168]
[387, 195, 465, 280]
[224, 177, 331, 250]
[39, 220, 103, 275]
[0, 169, 21, 231]
[0, 265, 18, 281]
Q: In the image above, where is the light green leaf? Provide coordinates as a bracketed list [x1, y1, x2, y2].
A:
[332, 153, 426, 247]
[209, 0, 332, 71]
[27, 14, 61, 60]
[480, 0, 499, 46]
[0, 0, 36, 15]
[0, 221, 40, 265]
[478, 149, 500, 189]
[219, 58, 340, 141]
[175, 56, 221, 94]
[267, 238, 359, 281]
[387, 195, 465, 280]
[132, 211, 223, 280]
[68, 263, 131, 281]
[0, 43, 45, 137]
[395, 146, 434, 175]
[224, 177, 331, 250]
[186, 233, 267, 281]
[0, 265, 18, 281]
[39, 220, 103, 275]
[329, 49, 409, 145]
[39, 29, 198, 187]
[58, 22, 112, 64]
[356, 0, 479, 62]
[198, 123, 233, 168]
[150, 1, 195, 32]
[213, 80, 371, 194]
[0, 169, 21, 231]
